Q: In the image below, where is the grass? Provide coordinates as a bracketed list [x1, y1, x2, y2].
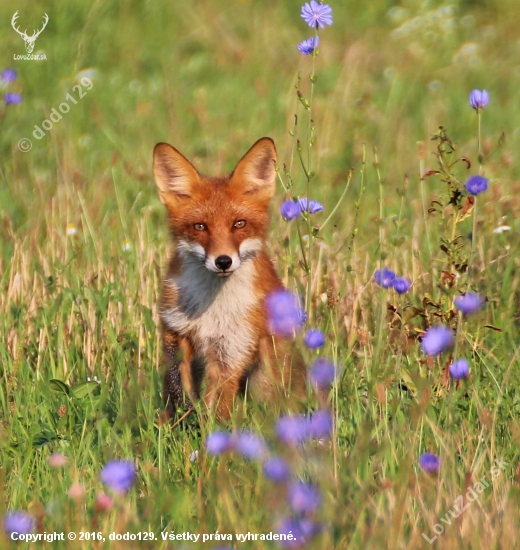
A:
[1, 0, 520, 547]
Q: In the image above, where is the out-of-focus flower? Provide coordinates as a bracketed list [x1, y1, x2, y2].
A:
[309, 358, 336, 390]
[66, 223, 77, 236]
[469, 89, 489, 111]
[297, 36, 320, 55]
[308, 409, 333, 439]
[280, 200, 302, 221]
[393, 277, 411, 294]
[94, 493, 113, 512]
[266, 290, 305, 336]
[493, 225, 511, 233]
[298, 198, 324, 214]
[375, 268, 396, 289]
[68, 482, 86, 500]
[4, 92, 21, 105]
[301, 1, 333, 28]
[235, 431, 268, 460]
[465, 175, 488, 196]
[276, 517, 319, 548]
[449, 359, 470, 380]
[419, 452, 440, 473]
[1, 69, 17, 83]
[100, 460, 136, 493]
[263, 457, 291, 482]
[288, 481, 322, 514]
[303, 329, 325, 349]
[276, 415, 310, 446]
[48, 453, 68, 468]
[420, 325, 454, 356]
[3, 512, 34, 536]
[454, 293, 484, 315]
[206, 431, 233, 456]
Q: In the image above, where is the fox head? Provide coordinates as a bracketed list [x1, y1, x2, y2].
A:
[153, 138, 277, 277]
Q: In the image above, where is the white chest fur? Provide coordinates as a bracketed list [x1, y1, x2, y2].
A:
[161, 259, 258, 368]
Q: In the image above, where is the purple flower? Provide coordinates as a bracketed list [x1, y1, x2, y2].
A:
[297, 36, 320, 55]
[454, 293, 484, 315]
[288, 481, 322, 514]
[301, 1, 333, 29]
[419, 452, 440, 474]
[449, 359, 470, 380]
[469, 89, 489, 111]
[263, 457, 291, 482]
[1, 69, 17, 83]
[206, 431, 233, 455]
[3, 512, 34, 536]
[309, 358, 336, 390]
[276, 415, 310, 446]
[281, 200, 302, 221]
[393, 277, 411, 294]
[4, 92, 21, 105]
[420, 325, 454, 356]
[308, 409, 333, 439]
[235, 431, 268, 460]
[276, 517, 319, 548]
[266, 289, 305, 336]
[375, 268, 396, 289]
[100, 460, 136, 493]
[303, 329, 325, 349]
[465, 175, 488, 196]
[298, 198, 324, 214]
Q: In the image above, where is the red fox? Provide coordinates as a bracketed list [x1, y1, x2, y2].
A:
[153, 138, 307, 421]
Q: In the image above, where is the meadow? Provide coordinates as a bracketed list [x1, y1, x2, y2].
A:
[1, 0, 520, 547]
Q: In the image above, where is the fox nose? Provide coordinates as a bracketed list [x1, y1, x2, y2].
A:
[215, 255, 233, 271]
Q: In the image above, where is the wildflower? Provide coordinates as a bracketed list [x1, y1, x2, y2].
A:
[94, 493, 113, 512]
[263, 457, 291, 482]
[301, 1, 333, 29]
[1, 69, 17, 83]
[469, 89, 489, 111]
[3, 512, 34, 536]
[449, 359, 470, 380]
[420, 325, 454, 356]
[303, 329, 325, 349]
[465, 175, 488, 196]
[309, 358, 336, 390]
[308, 409, 333, 439]
[419, 452, 440, 474]
[235, 431, 268, 460]
[297, 36, 320, 55]
[280, 200, 301, 221]
[393, 277, 411, 294]
[206, 431, 233, 455]
[100, 460, 136, 493]
[48, 453, 68, 468]
[67, 482, 86, 500]
[266, 290, 305, 336]
[276, 517, 319, 548]
[454, 293, 484, 315]
[298, 198, 324, 214]
[4, 92, 21, 105]
[66, 223, 77, 236]
[375, 267, 396, 289]
[288, 481, 322, 514]
[276, 415, 310, 446]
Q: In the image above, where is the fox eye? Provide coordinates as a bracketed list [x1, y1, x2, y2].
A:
[233, 220, 246, 229]
[194, 223, 207, 231]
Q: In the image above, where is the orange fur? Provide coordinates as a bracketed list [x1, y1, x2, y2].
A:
[153, 138, 306, 421]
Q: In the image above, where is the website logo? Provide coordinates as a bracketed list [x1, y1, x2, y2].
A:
[12, 11, 48, 59]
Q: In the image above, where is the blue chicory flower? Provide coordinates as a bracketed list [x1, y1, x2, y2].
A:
[266, 289, 305, 336]
[303, 329, 325, 349]
[288, 481, 322, 514]
[276, 517, 319, 548]
[280, 200, 302, 221]
[100, 460, 136, 493]
[375, 268, 396, 289]
[419, 452, 440, 473]
[235, 431, 268, 460]
[454, 292, 484, 315]
[4, 92, 21, 105]
[309, 358, 336, 389]
[263, 457, 291, 482]
[3, 512, 34, 536]
[1, 69, 17, 83]
[301, 1, 333, 28]
[393, 277, 411, 294]
[206, 431, 233, 455]
[421, 325, 454, 356]
[308, 409, 333, 439]
[276, 415, 310, 446]
[465, 175, 488, 196]
[297, 36, 320, 55]
[298, 198, 324, 214]
[469, 89, 489, 111]
[449, 359, 470, 380]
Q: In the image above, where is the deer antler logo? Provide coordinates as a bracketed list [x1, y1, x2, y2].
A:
[11, 11, 49, 54]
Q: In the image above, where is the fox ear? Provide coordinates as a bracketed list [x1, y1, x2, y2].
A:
[230, 138, 277, 200]
[153, 143, 199, 205]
